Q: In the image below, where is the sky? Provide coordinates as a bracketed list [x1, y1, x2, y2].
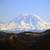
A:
[0, 0, 50, 23]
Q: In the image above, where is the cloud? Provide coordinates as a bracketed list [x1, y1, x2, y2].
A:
[0, 22, 17, 30]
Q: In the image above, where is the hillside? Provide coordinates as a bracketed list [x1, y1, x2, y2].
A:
[0, 29, 50, 50]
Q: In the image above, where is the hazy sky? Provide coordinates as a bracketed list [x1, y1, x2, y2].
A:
[0, 0, 50, 23]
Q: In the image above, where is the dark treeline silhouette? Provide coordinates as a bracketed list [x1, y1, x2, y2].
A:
[0, 29, 50, 50]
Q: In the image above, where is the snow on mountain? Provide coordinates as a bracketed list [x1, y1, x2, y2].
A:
[0, 14, 50, 32]
[13, 14, 50, 30]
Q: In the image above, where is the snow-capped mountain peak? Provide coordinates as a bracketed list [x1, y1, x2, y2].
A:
[0, 14, 50, 32]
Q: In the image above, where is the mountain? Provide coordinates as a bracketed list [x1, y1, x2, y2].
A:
[0, 15, 50, 33]
[11, 14, 50, 32]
